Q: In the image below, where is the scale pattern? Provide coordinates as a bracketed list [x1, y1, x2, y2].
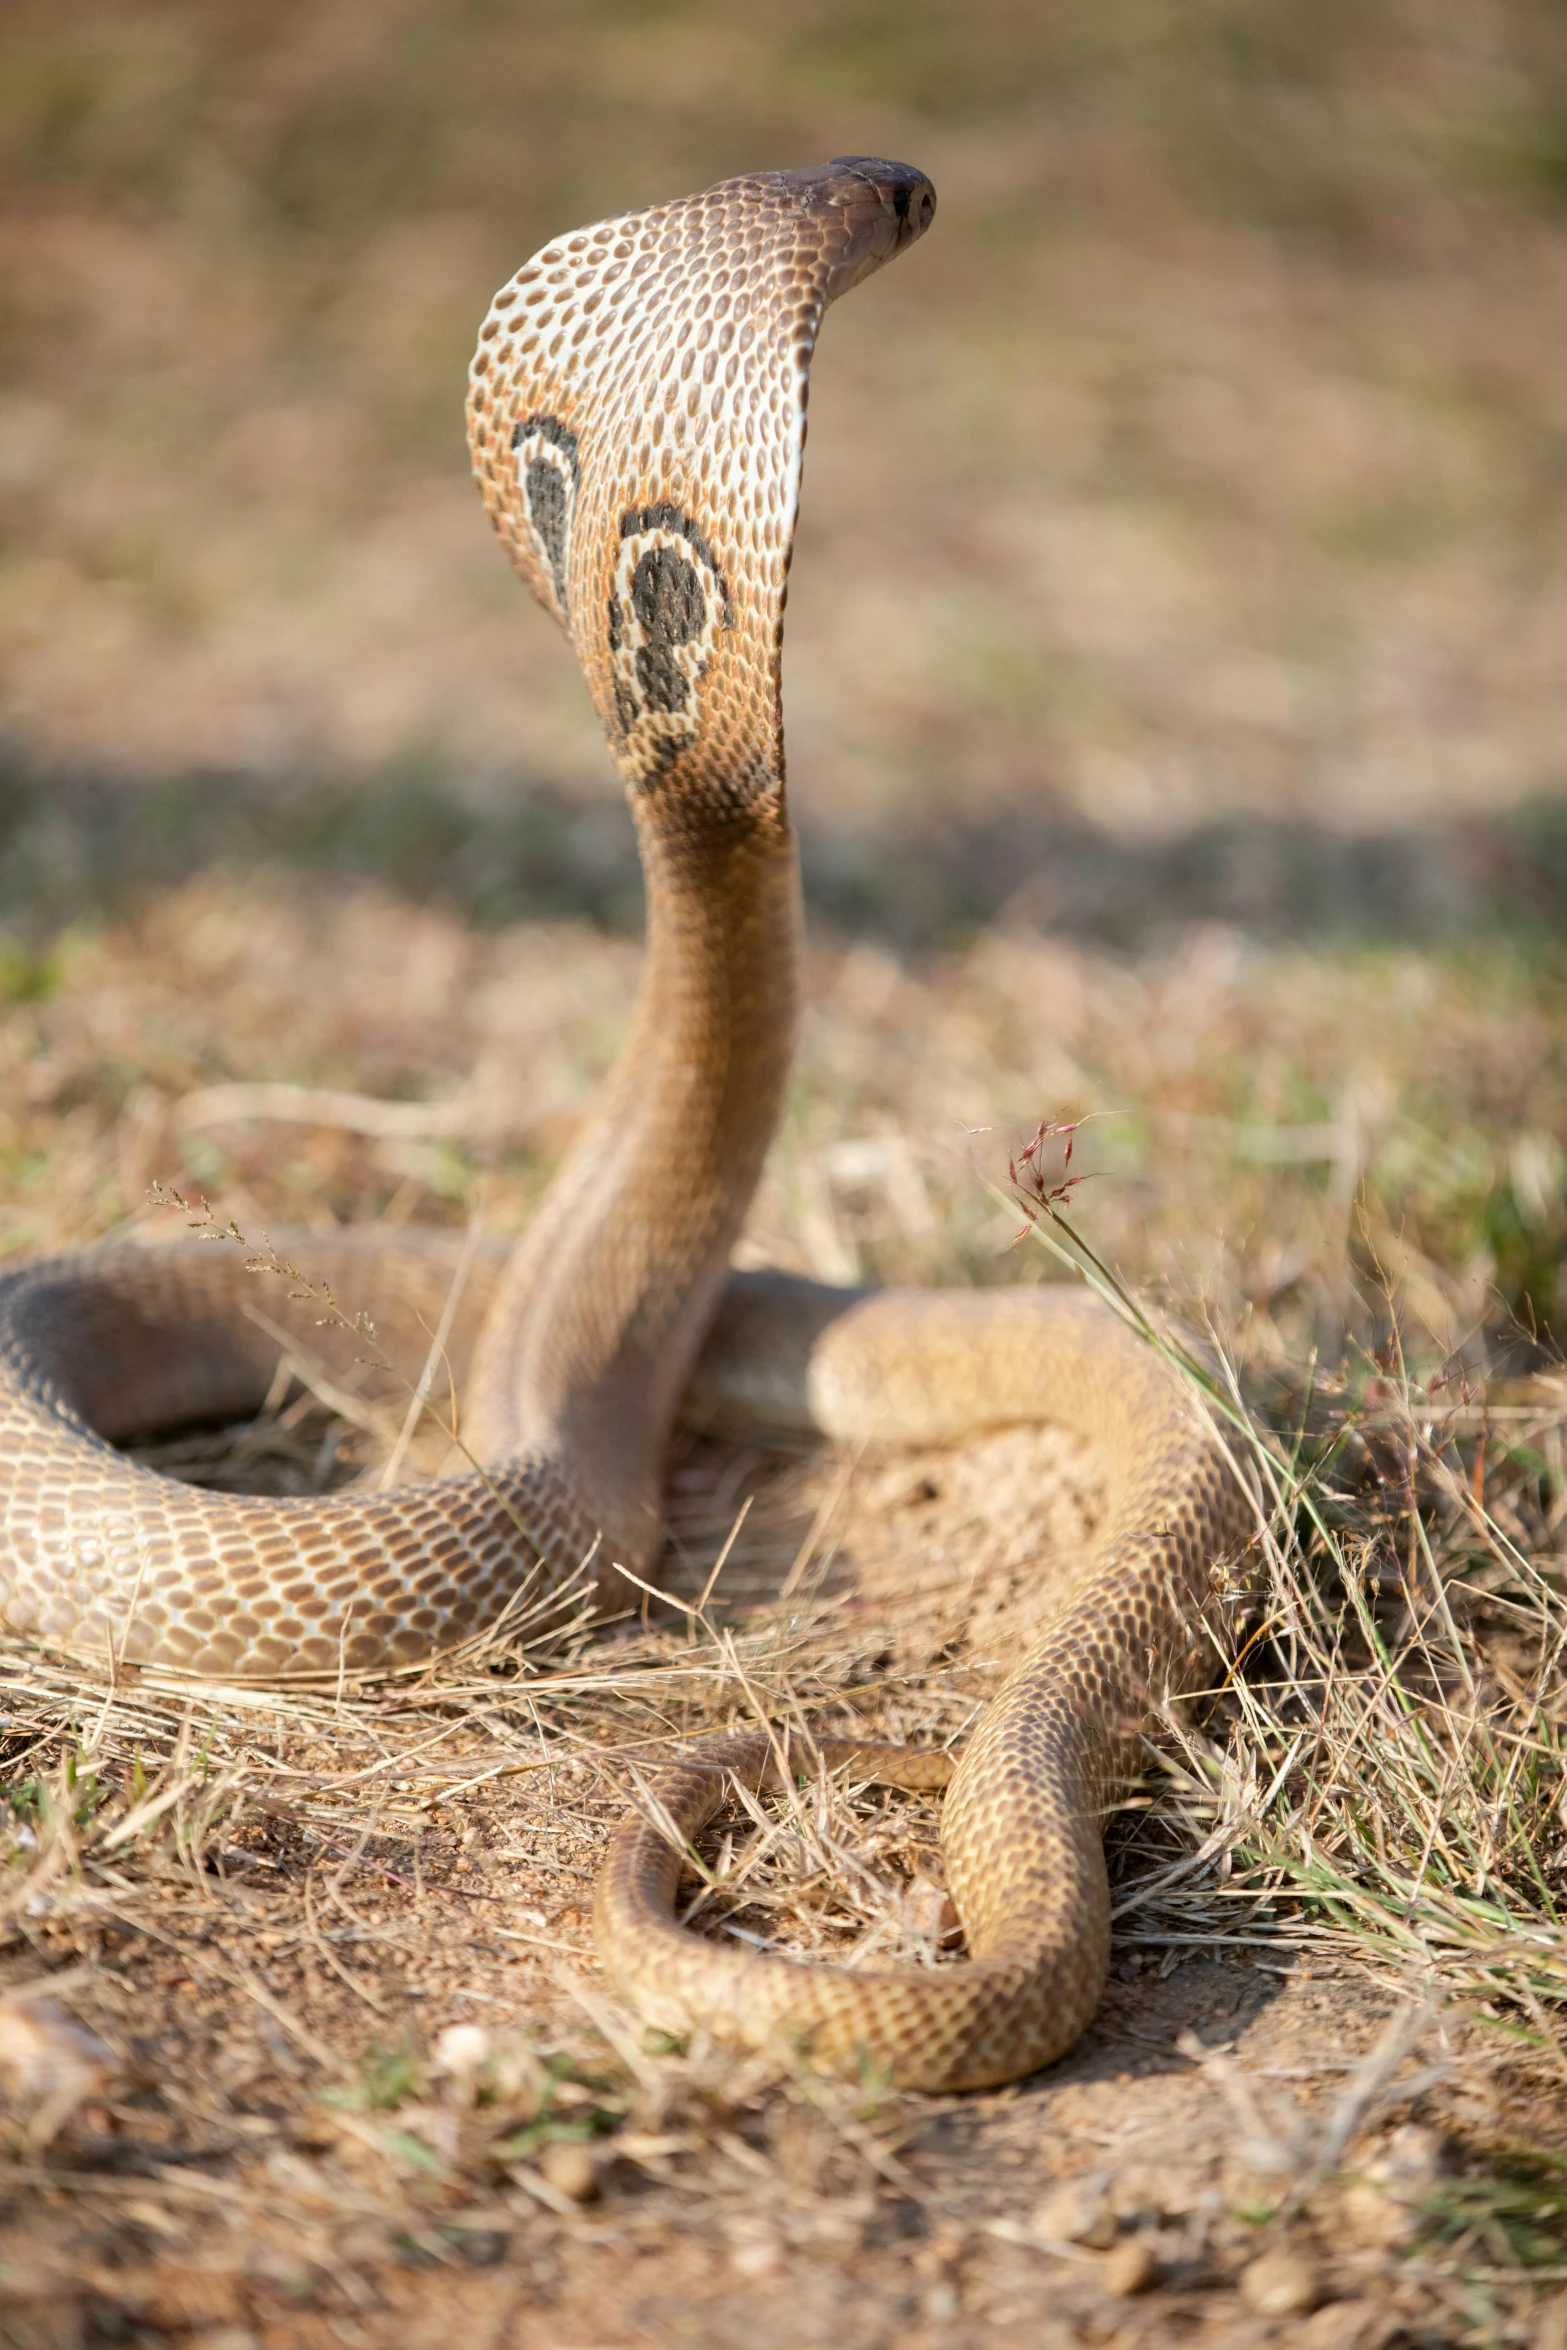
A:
[0, 158, 1251, 2086]
[467, 161, 930, 820]
[595, 1286, 1251, 2089]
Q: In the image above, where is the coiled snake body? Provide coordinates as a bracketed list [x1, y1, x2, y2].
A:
[0, 161, 1245, 2090]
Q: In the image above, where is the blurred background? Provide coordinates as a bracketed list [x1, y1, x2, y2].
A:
[3, 0, 1567, 1370]
[3, 0, 1565, 943]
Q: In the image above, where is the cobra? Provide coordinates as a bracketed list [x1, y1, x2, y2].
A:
[0, 160, 1248, 2090]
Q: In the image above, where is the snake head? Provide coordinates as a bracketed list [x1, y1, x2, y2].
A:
[468, 158, 935, 819]
[786, 156, 938, 301]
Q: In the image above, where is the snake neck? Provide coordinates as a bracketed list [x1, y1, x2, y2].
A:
[463, 793, 800, 1578]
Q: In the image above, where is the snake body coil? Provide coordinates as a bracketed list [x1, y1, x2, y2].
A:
[0, 160, 1246, 2089]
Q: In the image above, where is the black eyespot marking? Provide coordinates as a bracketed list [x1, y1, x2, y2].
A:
[512, 413, 579, 622]
[630, 545, 706, 713]
[512, 412, 579, 469]
[606, 504, 733, 785]
[524, 459, 568, 587]
[619, 502, 730, 608]
[631, 544, 706, 641]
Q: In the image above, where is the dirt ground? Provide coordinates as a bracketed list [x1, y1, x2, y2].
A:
[0, 1952, 1534, 2350]
[0, 871, 1564, 2348]
[1, 1386, 1564, 2350]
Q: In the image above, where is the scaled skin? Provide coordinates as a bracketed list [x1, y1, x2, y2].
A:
[0, 161, 1249, 2088]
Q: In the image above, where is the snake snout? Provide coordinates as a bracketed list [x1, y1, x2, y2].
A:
[792, 155, 937, 300]
[831, 154, 936, 222]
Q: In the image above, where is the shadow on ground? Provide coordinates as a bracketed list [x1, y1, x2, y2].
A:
[3, 753, 1565, 951]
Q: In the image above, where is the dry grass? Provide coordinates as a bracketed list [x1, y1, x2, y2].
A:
[0, 883, 1565, 2343]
